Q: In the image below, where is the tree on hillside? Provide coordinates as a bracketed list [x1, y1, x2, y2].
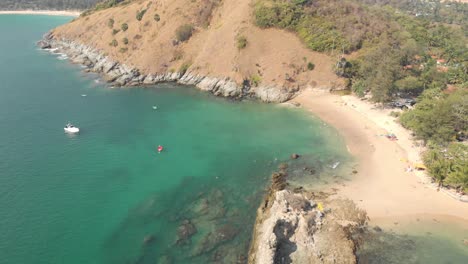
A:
[400, 89, 468, 145]
[358, 40, 402, 102]
[424, 143, 468, 192]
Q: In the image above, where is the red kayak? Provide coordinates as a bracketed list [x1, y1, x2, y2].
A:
[157, 145, 164, 153]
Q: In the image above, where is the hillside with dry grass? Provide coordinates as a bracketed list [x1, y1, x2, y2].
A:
[51, 0, 342, 92]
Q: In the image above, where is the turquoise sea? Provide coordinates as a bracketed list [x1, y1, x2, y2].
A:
[1, 15, 467, 264]
[0, 15, 351, 263]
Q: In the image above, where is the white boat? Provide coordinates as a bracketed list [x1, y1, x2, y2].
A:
[331, 161, 340, 169]
[64, 123, 80, 133]
[152, 106, 158, 110]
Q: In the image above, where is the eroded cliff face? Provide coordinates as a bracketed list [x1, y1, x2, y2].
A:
[41, 0, 343, 102]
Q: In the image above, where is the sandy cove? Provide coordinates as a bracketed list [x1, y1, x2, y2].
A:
[0, 10, 80, 17]
[292, 89, 468, 224]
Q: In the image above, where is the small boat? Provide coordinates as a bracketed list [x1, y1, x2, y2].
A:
[152, 106, 158, 110]
[157, 145, 164, 153]
[331, 161, 340, 169]
[81, 94, 87, 97]
[64, 123, 80, 133]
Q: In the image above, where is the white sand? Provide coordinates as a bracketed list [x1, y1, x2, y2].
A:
[292, 89, 468, 223]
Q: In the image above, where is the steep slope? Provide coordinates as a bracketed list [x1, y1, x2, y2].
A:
[48, 0, 342, 102]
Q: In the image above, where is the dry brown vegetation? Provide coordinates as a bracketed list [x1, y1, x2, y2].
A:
[52, 0, 342, 90]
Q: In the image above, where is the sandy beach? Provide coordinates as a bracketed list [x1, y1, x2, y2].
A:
[0, 10, 80, 17]
[292, 89, 468, 224]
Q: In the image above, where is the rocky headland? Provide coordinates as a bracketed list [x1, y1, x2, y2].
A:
[248, 165, 368, 264]
[35, 0, 344, 104]
[38, 33, 299, 103]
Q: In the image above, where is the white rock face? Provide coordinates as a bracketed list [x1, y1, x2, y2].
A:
[38, 34, 299, 103]
[250, 190, 363, 264]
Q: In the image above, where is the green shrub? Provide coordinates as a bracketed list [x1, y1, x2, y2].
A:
[179, 62, 192, 75]
[390, 111, 401, 118]
[237, 35, 248, 50]
[172, 50, 184, 61]
[254, 1, 303, 29]
[81, 10, 92, 17]
[119, 47, 128, 53]
[154, 14, 160, 22]
[352, 79, 366, 98]
[122, 37, 129, 45]
[251, 74, 262, 87]
[307, 62, 315, 71]
[297, 17, 351, 53]
[395, 76, 423, 94]
[424, 143, 468, 192]
[136, 9, 147, 21]
[95, 0, 126, 11]
[112, 29, 120, 35]
[109, 39, 118, 47]
[84, 0, 129, 16]
[175, 24, 194, 42]
[400, 89, 468, 145]
[107, 18, 114, 28]
[121, 23, 128, 32]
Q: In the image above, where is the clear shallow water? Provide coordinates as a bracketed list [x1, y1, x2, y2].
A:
[357, 217, 468, 264]
[1, 15, 467, 264]
[0, 15, 350, 263]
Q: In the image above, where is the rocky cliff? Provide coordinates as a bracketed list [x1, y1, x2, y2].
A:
[38, 33, 298, 102]
[41, 0, 343, 103]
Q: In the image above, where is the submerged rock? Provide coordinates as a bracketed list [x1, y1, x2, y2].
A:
[354, 228, 418, 264]
[176, 219, 197, 246]
[157, 255, 172, 264]
[142, 234, 155, 246]
[192, 224, 239, 256]
[291, 153, 300, 159]
[278, 163, 289, 171]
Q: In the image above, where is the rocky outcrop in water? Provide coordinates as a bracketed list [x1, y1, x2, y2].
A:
[37, 33, 299, 103]
[248, 166, 368, 264]
[249, 189, 367, 264]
